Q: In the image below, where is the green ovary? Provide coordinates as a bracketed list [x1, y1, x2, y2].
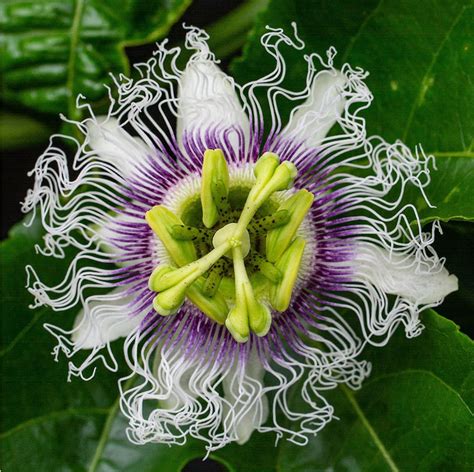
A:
[145, 149, 315, 342]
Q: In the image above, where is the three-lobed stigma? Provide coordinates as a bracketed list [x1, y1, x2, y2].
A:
[145, 149, 314, 342]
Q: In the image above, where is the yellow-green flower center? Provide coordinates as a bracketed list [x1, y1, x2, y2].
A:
[146, 149, 314, 342]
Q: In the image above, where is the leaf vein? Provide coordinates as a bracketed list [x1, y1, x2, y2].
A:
[402, 5, 469, 142]
[340, 0, 385, 64]
[341, 384, 400, 472]
[0, 407, 109, 439]
[66, 0, 85, 120]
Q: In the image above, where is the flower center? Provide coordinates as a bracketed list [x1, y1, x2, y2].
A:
[146, 149, 314, 342]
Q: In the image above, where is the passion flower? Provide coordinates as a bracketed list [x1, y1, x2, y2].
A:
[24, 25, 457, 451]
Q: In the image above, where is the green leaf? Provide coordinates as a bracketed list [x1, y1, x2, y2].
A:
[277, 310, 474, 471]
[0, 0, 191, 117]
[231, 0, 474, 222]
[87, 411, 278, 472]
[0, 218, 125, 469]
[0, 112, 52, 150]
[413, 156, 474, 224]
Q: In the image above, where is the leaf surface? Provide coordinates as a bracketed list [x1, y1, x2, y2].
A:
[0, 0, 190, 116]
[231, 0, 474, 222]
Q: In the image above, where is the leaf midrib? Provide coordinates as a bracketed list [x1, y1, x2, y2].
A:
[66, 0, 85, 121]
[276, 364, 473, 471]
[402, 4, 469, 142]
[0, 407, 109, 439]
[331, 368, 473, 471]
[340, 384, 399, 472]
[86, 375, 136, 472]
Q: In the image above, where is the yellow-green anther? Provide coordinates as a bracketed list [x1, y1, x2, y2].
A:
[235, 156, 297, 237]
[218, 276, 236, 300]
[247, 294, 271, 337]
[226, 304, 249, 343]
[153, 276, 228, 323]
[248, 210, 290, 235]
[252, 159, 297, 203]
[270, 237, 306, 312]
[153, 283, 187, 315]
[149, 265, 173, 291]
[170, 225, 210, 242]
[152, 240, 232, 292]
[249, 272, 269, 298]
[266, 189, 314, 263]
[226, 246, 250, 342]
[247, 250, 281, 283]
[201, 149, 229, 228]
[265, 161, 297, 193]
[187, 280, 228, 325]
[254, 152, 280, 187]
[152, 294, 176, 316]
[146, 206, 196, 267]
[228, 246, 272, 341]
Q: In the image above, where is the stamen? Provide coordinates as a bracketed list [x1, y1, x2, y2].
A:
[146, 149, 313, 341]
[266, 190, 314, 262]
[152, 240, 232, 293]
[146, 206, 197, 266]
[212, 179, 231, 214]
[270, 237, 306, 312]
[233, 153, 297, 237]
[226, 246, 271, 342]
[201, 149, 229, 228]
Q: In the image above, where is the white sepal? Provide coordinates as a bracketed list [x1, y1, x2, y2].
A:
[353, 242, 458, 304]
[282, 70, 347, 147]
[154, 344, 199, 410]
[86, 117, 151, 177]
[177, 59, 249, 149]
[223, 349, 269, 445]
[72, 289, 144, 349]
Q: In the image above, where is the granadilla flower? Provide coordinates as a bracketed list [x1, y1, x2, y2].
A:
[24, 25, 458, 451]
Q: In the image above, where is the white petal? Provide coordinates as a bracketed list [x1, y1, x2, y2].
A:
[223, 349, 269, 445]
[86, 117, 150, 177]
[155, 346, 199, 410]
[72, 288, 144, 349]
[282, 70, 347, 147]
[353, 242, 458, 304]
[177, 59, 249, 147]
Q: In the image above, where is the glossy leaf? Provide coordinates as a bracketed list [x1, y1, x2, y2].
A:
[277, 310, 474, 471]
[0, 218, 124, 469]
[231, 0, 474, 222]
[0, 0, 190, 117]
